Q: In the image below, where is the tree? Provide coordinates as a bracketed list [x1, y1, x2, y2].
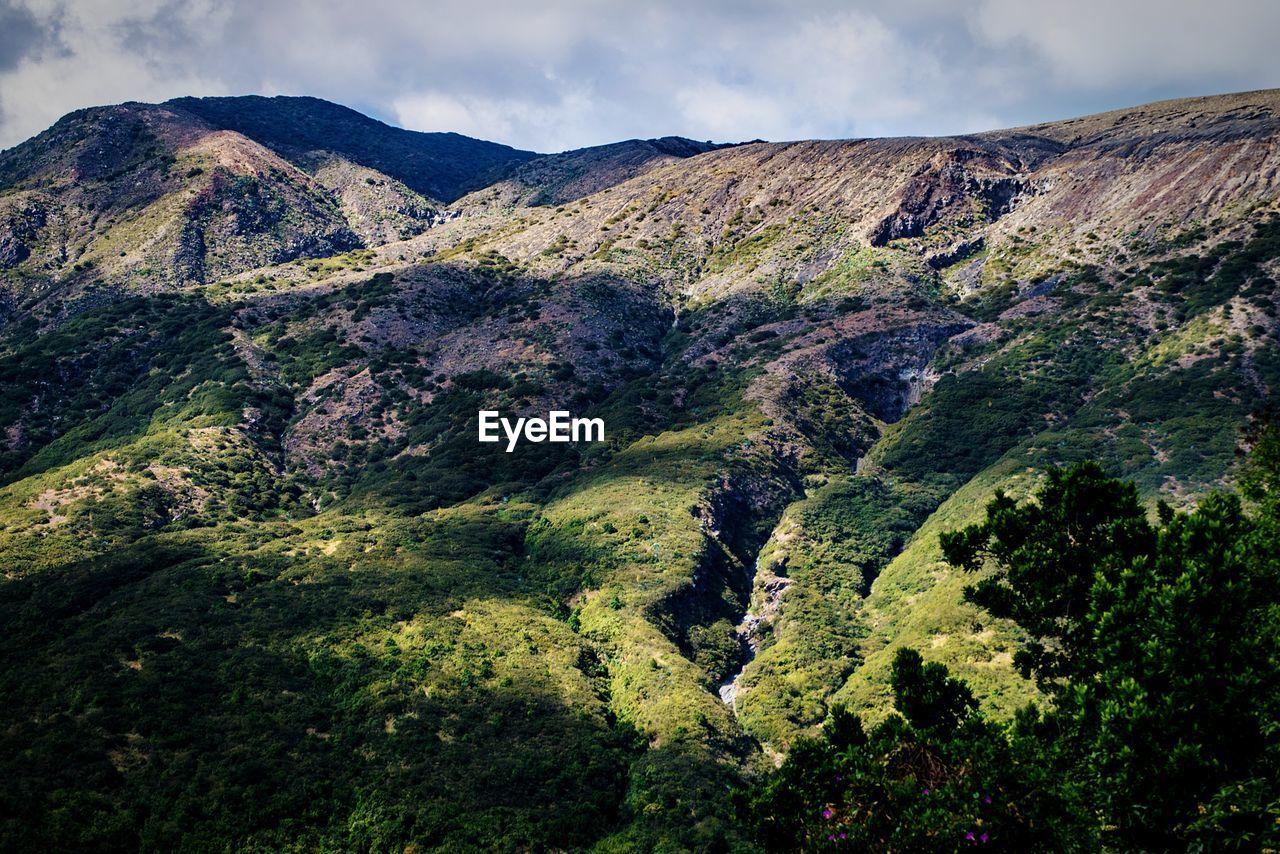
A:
[748, 428, 1280, 850]
[889, 648, 975, 737]
[939, 462, 1155, 691]
[742, 649, 1093, 852]
[942, 446, 1280, 849]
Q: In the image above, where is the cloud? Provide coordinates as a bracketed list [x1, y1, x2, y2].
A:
[392, 86, 602, 153]
[0, 0, 1277, 152]
[0, 0, 48, 73]
[674, 82, 800, 143]
[0, 0, 228, 145]
[975, 0, 1280, 90]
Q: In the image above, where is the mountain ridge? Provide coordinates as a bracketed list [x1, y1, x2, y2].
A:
[0, 88, 1276, 850]
[166, 94, 537, 202]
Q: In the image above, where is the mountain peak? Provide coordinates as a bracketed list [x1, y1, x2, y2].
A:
[167, 94, 537, 202]
[1, 85, 1278, 851]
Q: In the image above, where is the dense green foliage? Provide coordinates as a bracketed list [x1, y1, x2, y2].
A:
[0, 294, 267, 480]
[0, 506, 650, 851]
[742, 650, 1094, 851]
[749, 441, 1280, 851]
[2, 92, 1278, 850]
[944, 455, 1280, 849]
[1, 256, 1272, 849]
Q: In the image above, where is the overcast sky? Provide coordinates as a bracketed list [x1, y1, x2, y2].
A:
[1, 0, 1278, 152]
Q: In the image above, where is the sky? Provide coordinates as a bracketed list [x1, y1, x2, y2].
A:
[1, 0, 1278, 153]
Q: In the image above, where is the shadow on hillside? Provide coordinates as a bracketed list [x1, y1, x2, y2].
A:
[0, 531, 663, 850]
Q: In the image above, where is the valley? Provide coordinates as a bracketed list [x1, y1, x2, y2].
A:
[0, 89, 1277, 850]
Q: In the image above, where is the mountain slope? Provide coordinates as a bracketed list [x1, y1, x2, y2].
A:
[168, 95, 537, 203]
[0, 101, 455, 303]
[0, 89, 1276, 850]
[465, 136, 733, 207]
[0, 97, 730, 305]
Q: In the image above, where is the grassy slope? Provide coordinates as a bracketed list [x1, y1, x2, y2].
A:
[1, 94, 1279, 849]
[1, 225, 1275, 850]
[730, 214, 1280, 752]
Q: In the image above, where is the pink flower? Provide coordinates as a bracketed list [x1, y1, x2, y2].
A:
[822, 808, 833, 820]
[965, 832, 976, 842]
[980, 833, 990, 843]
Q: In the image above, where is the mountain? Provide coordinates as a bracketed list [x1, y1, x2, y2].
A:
[468, 135, 735, 206]
[0, 100, 444, 301]
[167, 94, 538, 202]
[0, 90, 1277, 850]
[0, 96, 727, 308]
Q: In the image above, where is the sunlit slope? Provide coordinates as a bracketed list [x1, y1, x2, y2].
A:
[0, 89, 1277, 849]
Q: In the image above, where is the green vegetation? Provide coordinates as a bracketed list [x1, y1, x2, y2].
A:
[744, 654, 1093, 851]
[1144, 216, 1280, 320]
[0, 295, 264, 480]
[1, 94, 1277, 850]
[2, 219, 1271, 847]
[0, 505, 643, 851]
[749, 444, 1280, 851]
[942, 457, 1280, 848]
[735, 478, 939, 749]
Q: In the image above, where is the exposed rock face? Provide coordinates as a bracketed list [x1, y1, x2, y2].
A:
[825, 317, 971, 421]
[867, 147, 1052, 246]
[312, 159, 439, 245]
[0, 88, 1278, 851]
[0, 196, 47, 267]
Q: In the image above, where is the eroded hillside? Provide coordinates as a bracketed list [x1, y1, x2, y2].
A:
[0, 90, 1277, 850]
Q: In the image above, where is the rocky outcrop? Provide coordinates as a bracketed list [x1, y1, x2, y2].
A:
[825, 317, 972, 422]
[312, 158, 440, 245]
[0, 196, 48, 268]
[652, 453, 803, 683]
[867, 148, 1048, 246]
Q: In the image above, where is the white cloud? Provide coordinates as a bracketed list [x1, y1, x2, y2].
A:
[674, 82, 802, 142]
[672, 11, 1008, 142]
[0, 0, 1277, 151]
[0, 36, 224, 147]
[393, 87, 601, 153]
[974, 0, 1280, 90]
